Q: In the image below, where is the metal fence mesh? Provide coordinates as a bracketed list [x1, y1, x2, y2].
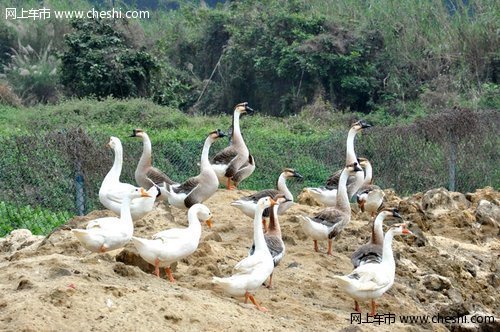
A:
[0, 109, 498, 234]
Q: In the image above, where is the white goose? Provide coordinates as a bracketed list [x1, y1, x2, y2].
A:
[98, 137, 159, 220]
[334, 223, 413, 316]
[161, 130, 225, 209]
[132, 204, 213, 282]
[73, 187, 151, 253]
[212, 197, 276, 312]
[211, 102, 255, 189]
[300, 162, 363, 255]
[305, 120, 372, 206]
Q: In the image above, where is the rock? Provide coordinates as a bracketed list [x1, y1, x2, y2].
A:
[422, 274, 452, 291]
[438, 302, 470, 318]
[0, 229, 44, 254]
[297, 189, 323, 206]
[465, 187, 500, 206]
[405, 224, 428, 247]
[203, 232, 222, 242]
[474, 200, 500, 237]
[448, 311, 499, 332]
[115, 247, 177, 277]
[422, 188, 470, 216]
[17, 279, 34, 290]
[113, 263, 138, 277]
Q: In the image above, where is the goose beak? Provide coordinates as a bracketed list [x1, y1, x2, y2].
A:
[270, 198, 278, 207]
[245, 106, 254, 114]
[354, 164, 363, 172]
[401, 225, 413, 235]
[140, 188, 152, 198]
[393, 210, 403, 219]
[293, 171, 304, 179]
[216, 129, 227, 138]
[360, 120, 372, 129]
[205, 218, 213, 228]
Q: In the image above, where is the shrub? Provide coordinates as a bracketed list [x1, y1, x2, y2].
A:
[0, 82, 21, 107]
[3, 40, 60, 105]
[60, 19, 156, 99]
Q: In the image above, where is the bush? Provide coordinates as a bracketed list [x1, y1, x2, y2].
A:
[3, 40, 60, 105]
[60, 19, 156, 99]
[0, 82, 21, 107]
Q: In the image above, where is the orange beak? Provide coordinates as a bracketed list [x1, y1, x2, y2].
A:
[402, 226, 413, 235]
[140, 188, 152, 198]
[205, 218, 213, 229]
[270, 198, 277, 207]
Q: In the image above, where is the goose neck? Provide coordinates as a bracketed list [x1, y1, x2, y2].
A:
[119, 195, 134, 230]
[381, 230, 396, 266]
[104, 143, 123, 183]
[138, 133, 152, 168]
[276, 174, 292, 200]
[253, 205, 268, 251]
[364, 162, 373, 184]
[267, 204, 281, 235]
[346, 128, 358, 164]
[231, 111, 243, 145]
[336, 168, 351, 213]
[371, 213, 385, 245]
[200, 136, 214, 170]
[187, 207, 203, 235]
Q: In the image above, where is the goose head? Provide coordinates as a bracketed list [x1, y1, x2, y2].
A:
[274, 194, 291, 206]
[190, 203, 213, 228]
[234, 102, 254, 115]
[106, 136, 122, 150]
[357, 157, 370, 168]
[346, 161, 363, 175]
[257, 196, 278, 210]
[107, 187, 152, 201]
[379, 208, 403, 220]
[352, 120, 372, 131]
[282, 168, 303, 180]
[388, 223, 413, 236]
[130, 128, 146, 139]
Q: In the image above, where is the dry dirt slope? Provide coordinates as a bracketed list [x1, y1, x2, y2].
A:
[0, 187, 498, 331]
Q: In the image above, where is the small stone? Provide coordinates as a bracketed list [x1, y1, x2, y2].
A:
[17, 279, 34, 290]
[422, 274, 452, 291]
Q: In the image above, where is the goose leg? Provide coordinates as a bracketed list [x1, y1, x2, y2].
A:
[327, 240, 333, 255]
[153, 258, 160, 278]
[165, 267, 175, 282]
[354, 300, 361, 313]
[313, 240, 319, 252]
[369, 299, 377, 316]
[226, 178, 236, 190]
[245, 291, 268, 312]
[266, 273, 274, 289]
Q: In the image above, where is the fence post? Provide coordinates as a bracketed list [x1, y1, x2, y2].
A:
[448, 131, 457, 192]
[75, 160, 85, 216]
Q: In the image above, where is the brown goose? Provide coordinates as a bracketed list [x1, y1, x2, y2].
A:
[130, 129, 177, 190]
[351, 208, 402, 269]
[211, 102, 254, 189]
[248, 195, 288, 288]
[305, 120, 372, 206]
[300, 162, 363, 255]
[162, 130, 226, 209]
[231, 168, 302, 229]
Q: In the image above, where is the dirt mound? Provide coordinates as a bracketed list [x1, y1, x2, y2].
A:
[0, 188, 498, 331]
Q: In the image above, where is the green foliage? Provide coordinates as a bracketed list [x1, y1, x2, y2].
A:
[0, 201, 71, 236]
[3, 40, 60, 105]
[60, 19, 156, 98]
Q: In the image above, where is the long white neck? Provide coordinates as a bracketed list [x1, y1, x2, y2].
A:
[231, 111, 243, 145]
[268, 204, 281, 236]
[371, 212, 386, 245]
[200, 136, 215, 170]
[119, 195, 134, 232]
[103, 143, 123, 184]
[276, 174, 292, 200]
[253, 204, 269, 252]
[381, 230, 396, 269]
[138, 133, 152, 168]
[336, 168, 351, 214]
[187, 207, 203, 238]
[346, 128, 358, 164]
[364, 161, 373, 185]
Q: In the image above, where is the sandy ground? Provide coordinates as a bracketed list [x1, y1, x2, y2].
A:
[0, 188, 498, 331]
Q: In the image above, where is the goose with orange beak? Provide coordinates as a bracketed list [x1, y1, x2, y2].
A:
[334, 223, 413, 316]
[73, 187, 152, 253]
[212, 197, 277, 312]
[132, 204, 213, 282]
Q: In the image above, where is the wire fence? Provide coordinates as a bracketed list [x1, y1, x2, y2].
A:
[0, 109, 498, 235]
